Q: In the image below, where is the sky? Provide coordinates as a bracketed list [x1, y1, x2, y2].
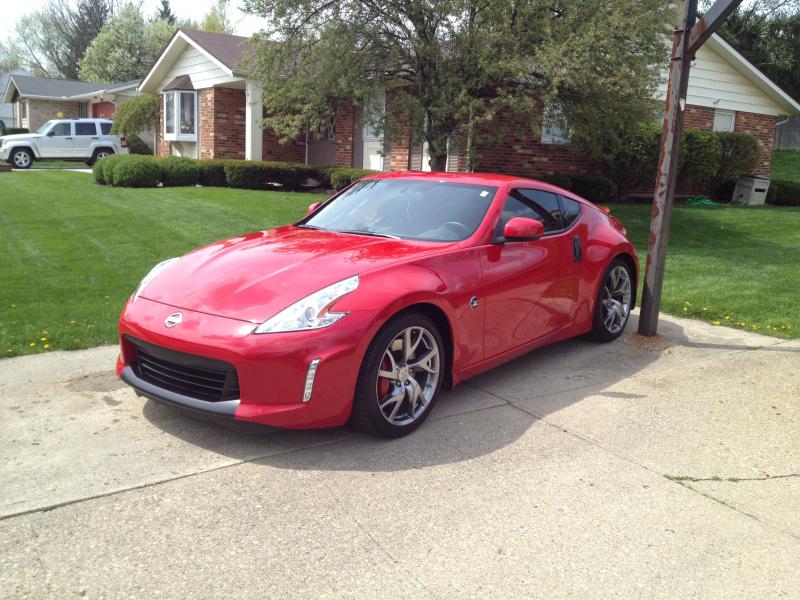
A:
[0, 0, 267, 41]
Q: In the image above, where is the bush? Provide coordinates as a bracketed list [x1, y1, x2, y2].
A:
[224, 160, 318, 191]
[159, 156, 199, 187]
[600, 122, 662, 199]
[769, 179, 800, 206]
[0, 127, 29, 136]
[537, 174, 573, 189]
[125, 133, 152, 155]
[111, 155, 162, 188]
[93, 153, 125, 185]
[198, 159, 229, 187]
[716, 132, 761, 182]
[679, 129, 721, 186]
[329, 167, 378, 190]
[566, 174, 618, 203]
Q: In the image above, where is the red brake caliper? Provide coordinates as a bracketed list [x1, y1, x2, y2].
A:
[378, 357, 392, 398]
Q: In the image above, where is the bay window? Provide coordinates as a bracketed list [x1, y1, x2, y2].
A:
[163, 91, 196, 141]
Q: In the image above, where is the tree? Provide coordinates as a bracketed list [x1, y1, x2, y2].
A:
[7, 0, 113, 79]
[79, 4, 176, 82]
[157, 0, 177, 25]
[201, 0, 235, 34]
[715, 0, 800, 102]
[111, 94, 161, 136]
[242, 0, 669, 171]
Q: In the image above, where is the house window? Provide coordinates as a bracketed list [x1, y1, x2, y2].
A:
[541, 103, 570, 144]
[713, 109, 736, 132]
[164, 91, 196, 141]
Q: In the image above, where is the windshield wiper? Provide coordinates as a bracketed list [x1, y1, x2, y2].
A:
[336, 229, 401, 240]
[295, 224, 326, 231]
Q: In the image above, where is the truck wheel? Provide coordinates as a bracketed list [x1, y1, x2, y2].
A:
[11, 148, 33, 169]
[90, 148, 114, 165]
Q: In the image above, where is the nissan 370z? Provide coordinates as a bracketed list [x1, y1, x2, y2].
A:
[117, 172, 637, 438]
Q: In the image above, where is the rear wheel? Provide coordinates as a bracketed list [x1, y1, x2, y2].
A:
[589, 258, 633, 342]
[90, 148, 113, 165]
[350, 311, 444, 438]
[10, 148, 33, 169]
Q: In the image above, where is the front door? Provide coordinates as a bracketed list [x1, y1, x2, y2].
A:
[306, 118, 336, 166]
[38, 122, 74, 158]
[480, 188, 580, 358]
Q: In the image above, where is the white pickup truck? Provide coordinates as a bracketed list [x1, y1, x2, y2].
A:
[0, 118, 129, 169]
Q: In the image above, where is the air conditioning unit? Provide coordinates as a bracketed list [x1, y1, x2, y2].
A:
[731, 175, 770, 206]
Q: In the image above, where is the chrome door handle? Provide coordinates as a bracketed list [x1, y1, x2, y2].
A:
[65, 137, 73, 140]
[91, 136, 99, 140]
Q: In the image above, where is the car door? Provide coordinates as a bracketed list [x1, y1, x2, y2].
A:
[73, 121, 98, 158]
[38, 122, 74, 158]
[480, 188, 581, 358]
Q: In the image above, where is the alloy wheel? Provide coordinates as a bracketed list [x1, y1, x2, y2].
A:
[375, 325, 440, 426]
[12, 151, 30, 168]
[601, 265, 632, 334]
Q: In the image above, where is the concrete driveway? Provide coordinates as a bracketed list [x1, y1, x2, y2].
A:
[1, 312, 798, 599]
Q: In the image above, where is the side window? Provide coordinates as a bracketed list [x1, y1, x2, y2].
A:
[559, 196, 581, 228]
[496, 189, 563, 237]
[99, 122, 112, 135]
[50, 122, 72, 136]
[75, 122, 97, 136]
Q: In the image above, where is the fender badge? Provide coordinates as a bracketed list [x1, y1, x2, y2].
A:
[164, 312, 183, 328]
[470, 296, 479, 310]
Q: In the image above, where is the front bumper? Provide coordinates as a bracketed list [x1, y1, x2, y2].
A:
[0, 147, 9, 161]
[117, 297, 380, 429]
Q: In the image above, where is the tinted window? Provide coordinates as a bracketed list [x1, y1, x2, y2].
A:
[304, 179, 498, 242]
[99, 122, 112, 134]
[497, 189, 563, 237]
[560, 196, 581, 227]
[75, 122, 97, 136]
[50, 122, 71, 136]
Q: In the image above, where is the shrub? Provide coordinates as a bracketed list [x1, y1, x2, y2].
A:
[93, 153, 125, 185]
[329, 167, 379, 190]
[566, 174, 618, 203]
[679, 129, 721, 186]
[224, 160, 318, 191]
[198, 159, 229, 187]
[0, 127, 29, 136]
[768, 179, 800, 206]
[111, 155, 162, 187]
[537, 174, 572, 189]
[600, 122, 662, 199]
[160, 156, 199, 187]
[125, 133, 152, 155]
[716, 132, 761, 182]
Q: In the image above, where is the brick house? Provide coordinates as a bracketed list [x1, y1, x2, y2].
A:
[1, 74, 140, 132]
[140, 29, 800, 181]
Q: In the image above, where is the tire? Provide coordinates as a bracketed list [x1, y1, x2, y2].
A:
[350, 311, 445, 438]
[588, 258, 634, 343]
[90, 148, 114, 166]
[10, 148, 33, 169]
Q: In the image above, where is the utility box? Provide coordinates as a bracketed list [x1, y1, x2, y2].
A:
[732, 175, 771, 206]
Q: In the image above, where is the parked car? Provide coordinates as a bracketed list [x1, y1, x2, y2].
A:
[0, 118, 128, 168]
[117, 172, 638, 438]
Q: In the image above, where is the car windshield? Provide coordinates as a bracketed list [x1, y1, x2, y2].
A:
[35, 121, 56, 134]
[302, 179, 498, 242]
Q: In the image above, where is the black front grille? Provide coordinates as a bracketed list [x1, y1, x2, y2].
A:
[127, 336, 239, 402]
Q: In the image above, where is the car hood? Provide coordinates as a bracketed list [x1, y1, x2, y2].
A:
[140, 226, 450, 322]
[0, 133, 41, 142]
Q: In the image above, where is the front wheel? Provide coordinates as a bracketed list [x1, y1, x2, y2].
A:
[10, 148, 33, 169]
[350, 312, 445, 438]
[588, 258, 634, 342]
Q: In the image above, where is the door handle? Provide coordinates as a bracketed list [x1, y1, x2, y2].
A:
[572, 236, 582, 262]
[65, 137, 73, 140]
[91, 137, 99, 140]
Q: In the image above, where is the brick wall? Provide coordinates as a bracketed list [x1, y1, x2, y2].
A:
[683, 105, 715, 130]
[26, 99, 81, 131]
[334, 100, 355, 167]
[263, 129, 305, 162]
[154, 98, 170, 157]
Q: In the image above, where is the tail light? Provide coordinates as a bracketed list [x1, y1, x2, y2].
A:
[120, 136, 127, 148]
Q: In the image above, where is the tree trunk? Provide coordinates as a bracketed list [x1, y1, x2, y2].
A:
[428, 152, 447, 171]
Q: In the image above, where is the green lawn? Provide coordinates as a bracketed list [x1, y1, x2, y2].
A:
[771, 150, 800, 181]
[0, 171, 798, 358]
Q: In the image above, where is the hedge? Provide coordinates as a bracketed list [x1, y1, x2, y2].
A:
[125, 133, 152, 156]
[769, 179, 800, 206]
[329, 167, 379, 190]
[160, 156, 199, 187]
[198, 159, 228, 187]
[111, 155, 162, 188]
[93, 153, 125, 185]
[0, 127, 29, 136]
[224, 160, 318, 191]
[716, 132, 761, 183]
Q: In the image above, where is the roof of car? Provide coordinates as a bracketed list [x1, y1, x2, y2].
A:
[365, 170, 580, 196]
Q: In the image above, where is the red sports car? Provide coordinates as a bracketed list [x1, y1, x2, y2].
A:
[117, 172, 637, 437]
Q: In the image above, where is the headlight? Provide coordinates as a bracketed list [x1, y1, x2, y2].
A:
[132, 257, 179, 303]
[253, 275, 359, 334]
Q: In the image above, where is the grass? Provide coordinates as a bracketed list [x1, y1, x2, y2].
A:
[609, 203, 799, 339]
[0, 170, 798, 358]
[771, 150, 800, 181]
[0, 171, 318, 357]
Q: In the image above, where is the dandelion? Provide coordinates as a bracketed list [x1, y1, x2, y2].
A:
[703, 307, 708, 312]
[40, 337, 47, 342]
[29, 342, 35, 347]
[712, 320, 721, 326]
[43, 344, 50, 349]
[724, 315, 731, 320]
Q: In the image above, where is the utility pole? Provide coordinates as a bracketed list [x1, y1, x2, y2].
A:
[637, 0, 744, 336]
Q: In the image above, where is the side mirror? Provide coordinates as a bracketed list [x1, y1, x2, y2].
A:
[307, 202, 321, 215]
[503, 217, 544, 242]
[47, 130, 55, 137]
